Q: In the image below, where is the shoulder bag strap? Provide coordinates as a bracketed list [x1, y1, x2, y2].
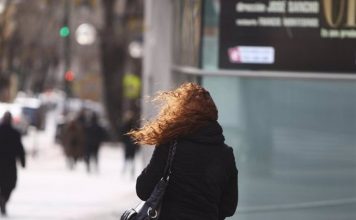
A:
[162, 140, 177, 181]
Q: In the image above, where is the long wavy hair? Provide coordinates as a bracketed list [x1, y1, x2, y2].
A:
[128, 83, 218, 145]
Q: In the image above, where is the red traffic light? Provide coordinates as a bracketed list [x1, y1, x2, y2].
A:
[64, 70, 74, 81]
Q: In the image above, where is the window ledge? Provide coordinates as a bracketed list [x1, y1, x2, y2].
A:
[172, 65, 356, 81]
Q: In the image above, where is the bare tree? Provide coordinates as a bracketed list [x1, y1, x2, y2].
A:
[0, 0, 63, 100]
[12, 0, 62, 93]
[0, 1, 16, 101]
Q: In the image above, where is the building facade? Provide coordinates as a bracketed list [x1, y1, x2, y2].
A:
[144, 1, 356, 219]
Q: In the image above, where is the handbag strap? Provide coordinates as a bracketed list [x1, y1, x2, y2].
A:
[162, 140, 177, 181]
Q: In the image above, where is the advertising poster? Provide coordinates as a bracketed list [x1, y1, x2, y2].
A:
[219, 0, 356, 73]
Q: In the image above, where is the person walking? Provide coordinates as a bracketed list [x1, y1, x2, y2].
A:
[121, 111, 139, 177]
[128, 83, 238, 220]
[84, 112, 105, 173]
[61, 114, 86, 170]
[0, 112, 26, 216]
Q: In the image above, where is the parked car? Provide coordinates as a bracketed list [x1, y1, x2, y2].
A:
[14, 96, 46, 130]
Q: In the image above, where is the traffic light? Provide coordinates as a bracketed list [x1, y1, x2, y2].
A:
[64, 70, 74, 81]
[64, 70, 74, 97]
[59, 26, 70, 38]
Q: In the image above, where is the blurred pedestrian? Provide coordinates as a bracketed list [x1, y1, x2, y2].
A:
[0, 112, 26, 216]
[121, 111, 139, 177]
[84, 112, 106, 173]
[128, 83, 238, 220]
[61, 112, 86, 170]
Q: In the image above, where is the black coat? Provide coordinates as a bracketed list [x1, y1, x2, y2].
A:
[136, 121, 238, 220]
[0, 124, 26, 188]
[85, 122, 105, 153]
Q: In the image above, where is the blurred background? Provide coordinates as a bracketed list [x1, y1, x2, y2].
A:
[1, 0, 356, 219]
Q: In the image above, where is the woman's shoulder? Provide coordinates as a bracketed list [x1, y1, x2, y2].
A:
[220, 144, 237, 167]
[152, 142, 171, 156]
[222, 144, 234, 154]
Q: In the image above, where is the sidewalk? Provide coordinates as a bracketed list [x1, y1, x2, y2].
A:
[5, 138, 142, 220]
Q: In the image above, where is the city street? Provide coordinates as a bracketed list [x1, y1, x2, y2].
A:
[4, 120, 141, 220]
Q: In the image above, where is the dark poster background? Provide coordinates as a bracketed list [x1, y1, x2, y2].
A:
[219, 0, 356, 73]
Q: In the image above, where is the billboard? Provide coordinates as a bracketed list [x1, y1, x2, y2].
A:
[219, 0, 356, 73]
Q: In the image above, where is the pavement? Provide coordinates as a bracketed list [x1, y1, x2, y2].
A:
[3, 127, 142, 220]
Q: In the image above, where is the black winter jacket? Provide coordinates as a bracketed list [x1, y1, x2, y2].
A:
[0, 124, 26, 188]
[136, 121, 238, 220]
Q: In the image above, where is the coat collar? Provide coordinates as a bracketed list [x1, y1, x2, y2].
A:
[183, 121, 225, 145]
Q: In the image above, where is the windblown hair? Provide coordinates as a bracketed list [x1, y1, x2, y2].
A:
[128, 83, 218, 145]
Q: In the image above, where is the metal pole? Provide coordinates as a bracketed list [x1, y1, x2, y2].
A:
[63, 0, 72, 97]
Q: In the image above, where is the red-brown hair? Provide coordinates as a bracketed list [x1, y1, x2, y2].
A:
[128, 83, 218, 145]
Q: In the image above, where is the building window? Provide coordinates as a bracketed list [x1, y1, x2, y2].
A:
[201, 0, 219, 70]
[173, 0, 202, 67]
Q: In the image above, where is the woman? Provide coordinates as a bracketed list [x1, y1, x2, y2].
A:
[0, 112, 26, 216]
[128, 83, 238, 220]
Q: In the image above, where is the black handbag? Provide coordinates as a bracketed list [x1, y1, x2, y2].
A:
[120, 141, 177, 220]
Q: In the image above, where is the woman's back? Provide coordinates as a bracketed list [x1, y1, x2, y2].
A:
[136, 121, 238, 220]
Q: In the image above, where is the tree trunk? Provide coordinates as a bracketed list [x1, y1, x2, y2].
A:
[100, 0, 127, 139]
